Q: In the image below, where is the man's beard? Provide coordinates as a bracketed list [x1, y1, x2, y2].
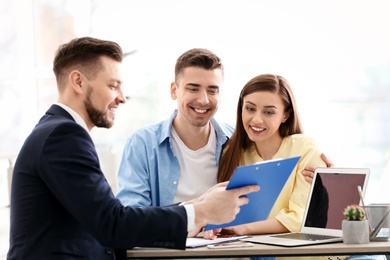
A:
[84, 88, 113, 128]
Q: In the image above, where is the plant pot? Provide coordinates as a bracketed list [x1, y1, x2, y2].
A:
[342, 219, 370, 244]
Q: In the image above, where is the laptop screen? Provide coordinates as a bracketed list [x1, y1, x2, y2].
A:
[303, 168, 369, 230]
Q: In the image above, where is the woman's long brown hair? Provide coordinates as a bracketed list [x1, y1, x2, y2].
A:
[217, 74, 303, 182]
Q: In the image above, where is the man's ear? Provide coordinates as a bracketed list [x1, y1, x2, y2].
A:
[170, 82, 177, 100]
[69, 70, 84, 94]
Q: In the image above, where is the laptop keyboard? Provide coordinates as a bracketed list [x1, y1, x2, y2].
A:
[271, 233, 339, 241]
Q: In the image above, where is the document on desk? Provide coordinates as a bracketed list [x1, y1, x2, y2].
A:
[204, 156, 301, 231]
[186, 235, 247, 248]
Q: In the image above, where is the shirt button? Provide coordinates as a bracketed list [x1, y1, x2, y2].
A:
[106, 248, 112, 254]
[173, 181, 177, 185]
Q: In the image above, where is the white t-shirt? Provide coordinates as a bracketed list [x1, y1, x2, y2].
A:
[171, 123, 218, 203]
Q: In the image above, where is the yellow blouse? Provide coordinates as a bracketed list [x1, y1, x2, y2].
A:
[240, 134, 326, 232]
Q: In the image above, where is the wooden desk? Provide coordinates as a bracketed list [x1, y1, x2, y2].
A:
[127, 241, 390, 258]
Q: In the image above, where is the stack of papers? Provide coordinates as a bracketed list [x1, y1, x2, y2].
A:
[186, 235, 247, 248]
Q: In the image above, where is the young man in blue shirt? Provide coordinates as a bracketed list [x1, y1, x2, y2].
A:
[117, 48, 233, 208]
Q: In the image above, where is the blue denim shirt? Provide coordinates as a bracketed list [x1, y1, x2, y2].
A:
[116, 110, 234, 207]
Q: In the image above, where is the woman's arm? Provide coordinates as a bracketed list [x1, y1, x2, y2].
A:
[302, 153, 334, 183]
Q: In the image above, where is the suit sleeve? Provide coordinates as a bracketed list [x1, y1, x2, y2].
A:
[39, 122, 188, 249]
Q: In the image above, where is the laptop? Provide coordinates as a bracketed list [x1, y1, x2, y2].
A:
[241, 167, 370, 247]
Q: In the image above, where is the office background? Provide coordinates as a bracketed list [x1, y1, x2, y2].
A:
[0, 0, 390, 258]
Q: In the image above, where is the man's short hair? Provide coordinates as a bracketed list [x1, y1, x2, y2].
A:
[53, 37, 123, 87]
[174, 48, 223, 82]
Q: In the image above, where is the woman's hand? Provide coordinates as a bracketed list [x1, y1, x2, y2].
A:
[202, 228, 222, 240]
[220, 225, 248, 236]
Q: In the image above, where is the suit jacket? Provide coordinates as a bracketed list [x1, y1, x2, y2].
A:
[7, 105, 188, 260]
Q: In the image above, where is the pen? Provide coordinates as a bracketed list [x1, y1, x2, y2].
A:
[357, 185, 372, 232]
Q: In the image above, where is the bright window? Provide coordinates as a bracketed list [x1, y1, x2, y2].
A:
[1, 0, 389, 204]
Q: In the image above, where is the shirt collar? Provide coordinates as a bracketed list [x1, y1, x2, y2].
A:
[55, 102, 89, 132]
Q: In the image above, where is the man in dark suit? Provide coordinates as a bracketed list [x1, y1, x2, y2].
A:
[7, 37, 259, 260]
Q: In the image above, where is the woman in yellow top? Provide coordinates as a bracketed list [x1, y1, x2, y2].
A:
[205, 73, 384, 260]
[217, 73, 326, 236]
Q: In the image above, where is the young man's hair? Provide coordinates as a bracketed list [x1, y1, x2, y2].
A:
[53, 37, 123, 88]
[174, 48, 224, 82]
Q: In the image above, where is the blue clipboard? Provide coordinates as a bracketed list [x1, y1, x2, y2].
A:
[204, 156, 301, 231]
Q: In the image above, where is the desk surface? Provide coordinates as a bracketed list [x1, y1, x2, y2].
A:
[127, 241, 390, 258]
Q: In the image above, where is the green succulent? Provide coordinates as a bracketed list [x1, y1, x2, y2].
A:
[343, 204, 366, 221]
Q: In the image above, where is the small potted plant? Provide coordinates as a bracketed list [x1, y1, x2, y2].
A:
[342, 204, 370, 244]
